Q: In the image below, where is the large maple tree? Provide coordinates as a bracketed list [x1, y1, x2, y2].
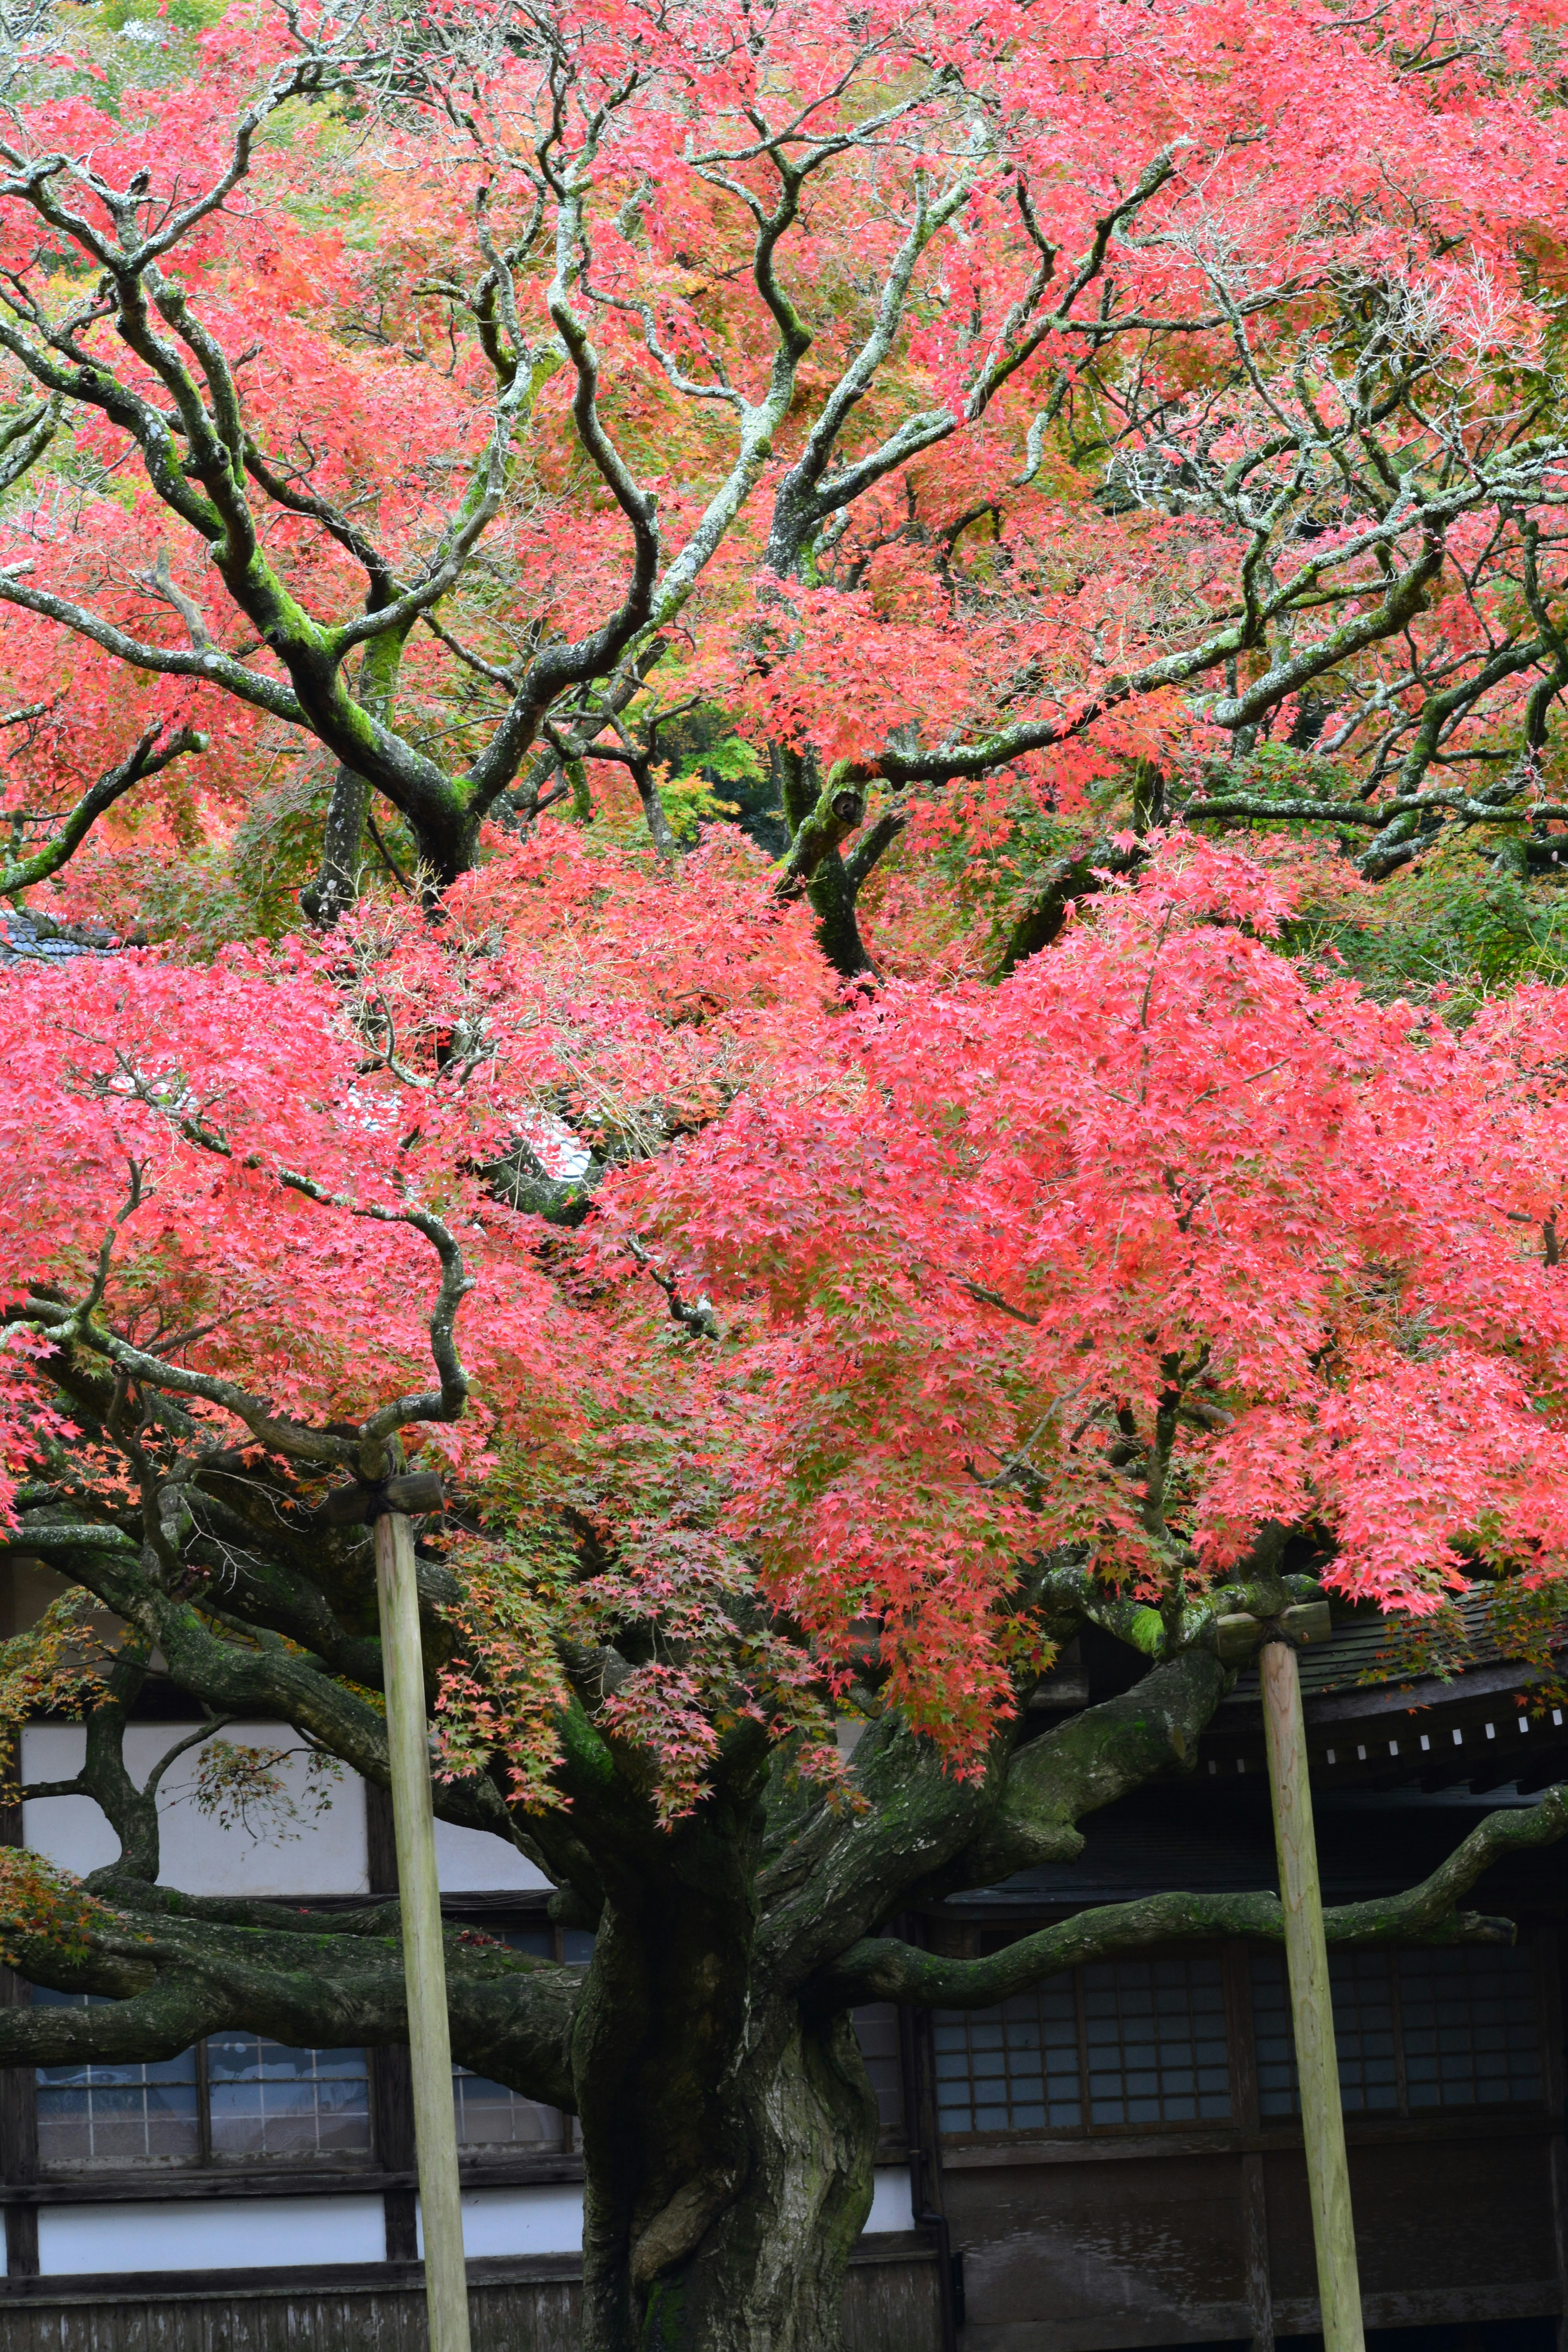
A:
[5, 0, 1568, 962]
[7, 828, 1568, 2350]
[8, 4, 1568, 2352]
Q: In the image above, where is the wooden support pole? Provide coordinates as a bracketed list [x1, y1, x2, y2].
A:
[375, 1505, 472, 2352]
[1259, 1635, 1364, 2352]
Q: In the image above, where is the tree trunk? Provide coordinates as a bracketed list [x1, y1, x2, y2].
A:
[656, 2006, 875, 2352]
[771, 742, 878, 980]
[300, 757, 372, 924]
[300, 619, 419, 924]
[579, 1969, 877, 2352]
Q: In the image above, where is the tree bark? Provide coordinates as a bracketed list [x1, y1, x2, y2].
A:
[579, 1979, 878, 2352]
[300, 617, 417, 924]
[300, 757, 373, 924]
[771, 742, 879, 980]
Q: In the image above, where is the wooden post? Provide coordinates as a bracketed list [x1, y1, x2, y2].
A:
[375, 1504, 472, 2352]
[1258, 1635, 1364, 2352]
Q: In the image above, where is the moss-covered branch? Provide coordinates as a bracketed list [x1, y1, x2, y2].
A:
[0, 1884, 583, 2108]
[924, 1650, 1227, 1897]
[811, 1783, 1568, 2008]
[0, 722, 207, 894]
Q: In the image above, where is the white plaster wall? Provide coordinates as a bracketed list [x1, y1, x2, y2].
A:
[432, 1815, 549, 1892]
[21, 1724, 547, 1897]
[410, 2170, 914, 2263]
[416, 2182, 585, 2258]
[40, 2168, 916, 2278]
[38, 2194, 386, 2275]
[866, 2166, 915, 2234]
[21, 1723, 369, 1898]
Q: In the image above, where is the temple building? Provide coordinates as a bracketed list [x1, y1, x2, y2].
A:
[2, 1561, 1566, 2352]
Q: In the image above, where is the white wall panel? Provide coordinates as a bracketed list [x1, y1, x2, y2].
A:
[21, 1723, 369, 1897]
[433, 1815, 549, 1891]
[406, 2166, 911, 2265]
[20, 1720, 560, 1901]
[19, 1723, 550, 1897]
[415, 2182, 584, 2258]
[38, 2194, 386, 2275]
[36, 2169, 918, 2279]
[866, 2167, 916, 2234]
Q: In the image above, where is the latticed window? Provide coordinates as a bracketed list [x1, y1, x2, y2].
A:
[32, 1991, 370, 2167]
[851, 2002, 906, 2133]
[934, 1978, 1082, 2133]
[448, 1922, 592, 2154]
[1251, 1944, 1541, 2118]
[451, 2066, 570, 2152]
[205, 2032, 372, 2160]
[1399, 1947, 1543, 2108]
[933, 1940, 1548, 2143]
[1252, 1949, 1398, 2115]
[33, 1991, 200, 2166]
[1082, 1956, 1231, 2125]
[933, 1954, 1230, 2137]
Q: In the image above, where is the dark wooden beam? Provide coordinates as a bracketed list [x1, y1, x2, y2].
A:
[0, 2154, 585, 2205]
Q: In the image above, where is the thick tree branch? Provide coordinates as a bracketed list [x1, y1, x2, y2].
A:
[925, 1651, 1227, 1895]
[0, 571, 305, 719]
[815, 1785, 1568, 2007]
[0, 1889, 582, 2107]
[775, 764, 871, 897]
[15, 1182, 471, 1475]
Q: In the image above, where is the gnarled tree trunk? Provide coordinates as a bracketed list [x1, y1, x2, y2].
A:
[580, 1973, 877, 2352]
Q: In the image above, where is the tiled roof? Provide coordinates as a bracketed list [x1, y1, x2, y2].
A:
[1226, 1589, 1566, 1703]
[0, 912, 116, 962]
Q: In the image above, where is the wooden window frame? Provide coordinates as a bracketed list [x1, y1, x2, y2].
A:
[929, 1919, 1560, 2154]
[0, 1907, 594, 2278]
[936, 1934, 1238, 2147]
[26, 2005, 378, 2183]
[1248, 1936, 1548, 2126]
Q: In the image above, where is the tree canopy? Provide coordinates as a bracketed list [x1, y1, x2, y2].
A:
[8, 2, 1568, 2348]
[5, 0, 1568, 948]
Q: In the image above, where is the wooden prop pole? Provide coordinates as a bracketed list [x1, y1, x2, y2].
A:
[1259, 1633, 1365, 2352]
[375, 1503, 472, 2352]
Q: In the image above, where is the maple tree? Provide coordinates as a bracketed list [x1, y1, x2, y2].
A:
[8, 1, 1568, 2349]
[5, 826, 1568, 2352]
[6, 0, 1568, 970]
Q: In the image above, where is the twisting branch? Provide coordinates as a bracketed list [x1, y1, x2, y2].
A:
[775, 764, 873, 896]
[813, 1784, 1568, 2007]
[0, 722, 208, 895]
[0, 571, 305, 721]
[15, 1167, 473, 1476]
[274, 1171, 474, 1436]
[0, 1888, 584, 2111]
[0, 391, 54, 488]
[624, 1236, 719, 1340]
[20, 1291, 357, 1469]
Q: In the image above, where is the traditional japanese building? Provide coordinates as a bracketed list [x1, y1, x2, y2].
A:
[2, 1559, 1566, 2352]
[914, 1613, 1568, 2352]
